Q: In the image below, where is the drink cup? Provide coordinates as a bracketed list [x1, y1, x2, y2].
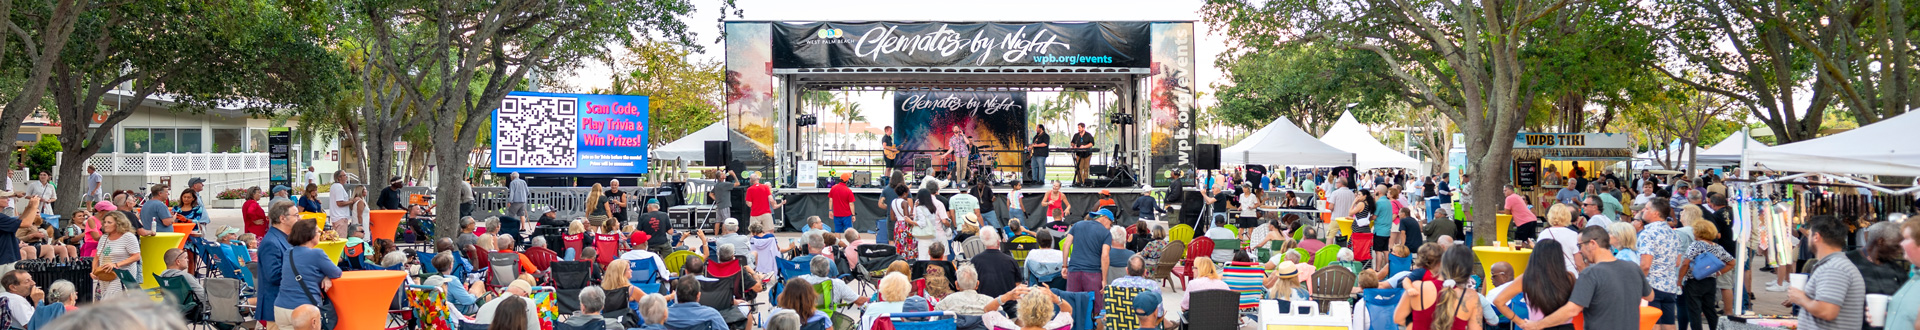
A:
[1788, 273, 1808, 290]
[1867, 294, 1889, 327]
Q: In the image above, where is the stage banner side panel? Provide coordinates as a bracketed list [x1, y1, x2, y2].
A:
[891, 91, 1029, 175]
[1148, 22, 1197, 185]
[726, 22, 777, 172]
[490, 91, 651, 175]
[772, 22, 1152, 68]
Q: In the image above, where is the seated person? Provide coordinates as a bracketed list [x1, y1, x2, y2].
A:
[634, 293, 669, 330]
[562, 286, 622, 329]
[431, 253, 482, 314]
[798, 256, 866, 314]
[473, 279, 540, 330]
[1023, 231, 1064, 267]
[663, 276, 728, 330]
[980, 285, 1074, 330]
[157, 248, 206, 299]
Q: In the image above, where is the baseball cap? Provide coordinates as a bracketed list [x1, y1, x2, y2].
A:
[188, 177, 205, 186]
[94, 201, 116, 212]
[1132, 291, 1162, 316]
[1087, 209, 1115, 221]
[902, 296, 930, 313]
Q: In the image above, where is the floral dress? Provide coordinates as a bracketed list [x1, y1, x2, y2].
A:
[891, 199, 917, 258]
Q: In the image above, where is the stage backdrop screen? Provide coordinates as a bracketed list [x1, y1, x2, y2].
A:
[892, 91, 1028, 173]
[491, 91, 650, 175]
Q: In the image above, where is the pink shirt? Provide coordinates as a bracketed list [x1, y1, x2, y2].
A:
[1505, 194, 1538, 225]
[1183, 277, 1232, 310]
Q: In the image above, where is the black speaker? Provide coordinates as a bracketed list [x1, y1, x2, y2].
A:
[1090, 165, 1110, 176]
[704, 141, 730, 165]
[1197, 144, 1221, 170]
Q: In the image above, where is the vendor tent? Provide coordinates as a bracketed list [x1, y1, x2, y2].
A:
[1695, 130, 1767, 165]
[1318, 111, 1423, 170]
[1223, 116, 1355, 166]
[653, 122, 728, 161]
[1632, 143, 1707, 170]
[1745, 111, 1920, 177]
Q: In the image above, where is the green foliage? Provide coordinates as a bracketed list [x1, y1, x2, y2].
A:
[592, 39, 725, 148]
[22, 136, 58, 175]
[1212, 45, 1395, 135]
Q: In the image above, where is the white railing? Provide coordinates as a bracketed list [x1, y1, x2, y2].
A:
[75, 153, 270, 175]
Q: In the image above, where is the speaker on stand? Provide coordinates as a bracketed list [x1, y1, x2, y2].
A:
[1197, 144, 1221, 170]
[704, 141, 731, 165]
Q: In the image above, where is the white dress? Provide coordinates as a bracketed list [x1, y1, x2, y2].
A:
[94, 233, 140, 300]
[910, 200, 948, 260]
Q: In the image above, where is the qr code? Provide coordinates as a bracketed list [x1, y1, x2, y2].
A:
[495, 95, 578, 168]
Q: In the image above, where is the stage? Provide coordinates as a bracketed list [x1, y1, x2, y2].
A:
[770, 185, 1153, 233]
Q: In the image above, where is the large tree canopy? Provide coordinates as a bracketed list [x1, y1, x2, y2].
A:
[1212, 44, 1396, 135]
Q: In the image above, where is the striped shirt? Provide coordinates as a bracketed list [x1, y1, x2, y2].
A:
[507, 179, 528, 203]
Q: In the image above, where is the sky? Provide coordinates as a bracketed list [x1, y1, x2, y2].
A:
[553, 0, 1233, 127]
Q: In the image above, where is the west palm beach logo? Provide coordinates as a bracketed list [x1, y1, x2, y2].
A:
[817, 28, 844, 39]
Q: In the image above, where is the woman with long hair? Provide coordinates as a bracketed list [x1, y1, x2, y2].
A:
[91, 211, 140, 300]
[774, 277, 830, 329]
[889, 183, 917, 255]
[1494, 240, 1576, 330]
[1396, 244, 1446, 330]
[1181, 257, 1232, 312]
[486, 295, 530, 330]
[584, 184, 609, 226]
[910, 187, 948, 260]
[296, 183, 324, 216]
[175, 189, 206, 224]
[599, 259, 645, 326]
[1429, 245, 1483, 330]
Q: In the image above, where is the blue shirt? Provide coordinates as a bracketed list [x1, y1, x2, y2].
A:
[443, 275, 479, 311]
[0, 213, 19, 264]
[295, 196, 324, 215]
[141, 199, 172, 232]
[254, 227, 292, 321]
[1065, 220, 1110, 272]
[508, 179, 529, 203]
[274, 246, 343, 309]
[1107, 247, 1137, 268]
[1373, 197, 1393, 236]
[664, 301, 728, 330]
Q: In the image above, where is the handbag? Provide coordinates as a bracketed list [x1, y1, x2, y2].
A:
[1689, 249, 1726, 280]
[289, 249, 339, 330]
[91, 266, 117, 282]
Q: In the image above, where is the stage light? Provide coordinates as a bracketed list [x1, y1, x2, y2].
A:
[1107, 113, 1135, 125]
[797, 114, 818, 127]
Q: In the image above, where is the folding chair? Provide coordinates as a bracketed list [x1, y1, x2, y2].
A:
[1211, 238, 1241, 262]
[872, 311, 956, 330]
[405, 285, 460, 330]
[1186, 290, 1241, 330]
[774, 257, 812, 298]
[486, 252, 520, 290]
[415, 251, 442, 276]
[1100, 286, 1149, 330]
[550, 261, 593, 315]
[204, 278, 249, 329]
[152, 275, 204, 324]
[627, 257, 663, 294]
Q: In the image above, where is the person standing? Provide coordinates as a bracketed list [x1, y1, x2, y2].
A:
[274, 218, 344, 330]
[1502, 185, 1542, 246]
[948, 127, 972, 187]
[328, 171, 361, 231]
[25, 172, 53, 203]
[1029, 125, 1050, 183]
[1520, 227, 1654, 330]
[605, 179, 629, 225]
[1786, 215, 1866, 330]
[302, 166, 318, 189]
[1328, 177, 1357, 241]
[140, 185, 173, 232]
[829, 173, 856, 233]
[1064, 209, 1113, 293]
[457, 176, 476, 218]
[882, 126, 897, 178]
[636, 201, 673, 256]
[84, 166, 103, 202]
[1638, 201, 1687, 330]
[709, 171, 736, 224]
[255, 200, 298, 330]
[0, 195, 38, 276]
[376, 176, 405, 211]
[1582, 196, 1614, 229]
[1070, 123, 1094, 185]
[745, 172, 780, 233]
[506, 172, 528, 221]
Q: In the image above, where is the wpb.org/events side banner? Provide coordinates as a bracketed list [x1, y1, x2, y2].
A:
[491, 91, 650, 175]
[891, 91, 1028, 172]
[1147, 22, 1196, 185]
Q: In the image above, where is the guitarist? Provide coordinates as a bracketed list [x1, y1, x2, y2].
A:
[882, 126, 898, 178]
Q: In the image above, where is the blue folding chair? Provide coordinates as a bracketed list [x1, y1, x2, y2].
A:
[881, 311, 956, 330]
[628, 257, 663, 294]
[773, 257, 812, 297]
[223, 244, 252, 264]
[1050, 289, 1096, 330]
[415, 251, 441, 275]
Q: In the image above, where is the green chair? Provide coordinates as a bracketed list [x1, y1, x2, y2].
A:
[1292, 225, 1307, 241]
[1312, 245, 1341, 269]
[1169, 224, 1194, 243]
[113, 269, 143, 292]
[813, 280, 838, 319]
[1223, 225, 1239, 237]
[662, 250, 698, 276]
[1292, 248, 1312, 264]
[153, 274, 202, 319]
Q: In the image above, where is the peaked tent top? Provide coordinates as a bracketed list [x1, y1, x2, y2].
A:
[1223, 116, 1355, 167]
[653, 122, 729, 161]
[1318, 111, 1423, 170]
[1745, 111, 1920, 177]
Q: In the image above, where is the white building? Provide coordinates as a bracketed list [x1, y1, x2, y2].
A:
[53, 91, 341, 194]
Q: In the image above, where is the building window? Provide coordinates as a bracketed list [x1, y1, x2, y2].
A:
[178, 128, 201, 153]
[249, 129, 267, 152]
[124, 128, 150, 153]
[123, 128, 208, 153]
[213, 128, 243, 153]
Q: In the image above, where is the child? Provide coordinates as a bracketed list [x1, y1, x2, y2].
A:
[748, 223, 784, 275]
[1353, 269, 1403, 330]
[1387, 244, 1413, 277]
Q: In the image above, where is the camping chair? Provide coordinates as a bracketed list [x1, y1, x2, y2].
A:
[628, 257, 664, 294]
[1003, 236, 1038, 265]
[1389, 254, 1413, 275]
[873, 311, 956, 330]
[812, 280, 847, 328]
[1350, 233, 1375, 262]
[529, 286, 560, 329]
[774, 257, 812, 298]
[152, 274, 204, 323]
[415, 251, 442, 276]
[1024, 260, 1064, 288]
[1151, 240, 1185, 289]
[697, 275, 749, 330]
[486, 252, 520, 289]
[405, 285, 460, 330]
[1186, 290, 1241, 330]
[1100, 286, 1149, 330]
[662, 250, 698, 276]
[855, 244, 901, 284]
[1222, 262, 1265, 311]
[1050, 289, 1096, 330]
[205, 278, 249, 329]
[1309, 264, 1357, 312]
[112, 269, 144, 292]
[1168, 224, 1193, 243]
[1312, 245, 1341, 269]
[1211, 238, 1241, 262]
[1258, 239, 1285, 261]
[550, 261, 593, 315]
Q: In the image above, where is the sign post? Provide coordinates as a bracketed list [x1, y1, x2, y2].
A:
[268, 127, 292, 188]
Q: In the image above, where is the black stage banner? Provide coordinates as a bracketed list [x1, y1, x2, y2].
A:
[772, 21, 1152, 68]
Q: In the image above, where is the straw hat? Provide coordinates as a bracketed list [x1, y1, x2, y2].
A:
[1272, 261, 1300, 279]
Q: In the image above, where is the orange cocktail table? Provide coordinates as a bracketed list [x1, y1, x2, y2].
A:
[369, 210, 406, 242]
[326, 270, 407, 330]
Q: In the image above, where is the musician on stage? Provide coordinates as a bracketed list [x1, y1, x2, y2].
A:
[882, 126, 897, 178]
[1071, 123, 1095, 185]
[1030, 125, 1050, 183]
[947, 126, 972, 188]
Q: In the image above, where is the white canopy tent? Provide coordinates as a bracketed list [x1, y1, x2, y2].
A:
[1223, 116, 1355, 167]
[1696, 130, 1768, 165]
[1745, 111, 1920, 178]
[652, 122, 728, 161]
[1318, 111, 1423, 170]
[1632, 144, 1707, 170]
